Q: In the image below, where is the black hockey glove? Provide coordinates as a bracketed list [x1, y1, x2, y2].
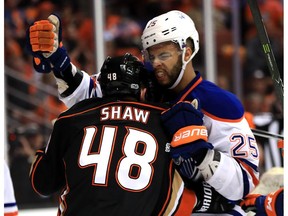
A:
[190, 181, 236, 213]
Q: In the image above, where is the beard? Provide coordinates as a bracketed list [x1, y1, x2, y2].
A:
[164, 55, 183, 88]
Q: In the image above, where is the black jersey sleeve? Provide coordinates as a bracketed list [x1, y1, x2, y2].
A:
[30, 118, 69, 196]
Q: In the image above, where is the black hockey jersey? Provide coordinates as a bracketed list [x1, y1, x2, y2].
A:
[30, 97, 194, 216]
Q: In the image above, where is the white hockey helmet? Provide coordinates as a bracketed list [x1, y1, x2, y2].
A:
[141, 10, 199, 59]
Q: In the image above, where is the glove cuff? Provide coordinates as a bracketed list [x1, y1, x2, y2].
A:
[193, 148, 208, 165]
[49, 46, 70, 72]
[33, 57, 52, 73]
[171, 125, 208, 147]
[171, 140, 213, 161]
[255, 195, 267, 214]
[58, 66, 84, 98]
[197, 150, 221, 181]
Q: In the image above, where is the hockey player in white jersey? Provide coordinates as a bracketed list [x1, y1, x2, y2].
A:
[26, 11, 259, 215]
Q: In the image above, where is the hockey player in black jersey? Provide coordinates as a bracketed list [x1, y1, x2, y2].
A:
[29, 53, 198, 216]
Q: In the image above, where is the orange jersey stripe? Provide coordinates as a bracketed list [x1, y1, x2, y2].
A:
[174, 188, 196, 216]
[202, 110, 244, 123]
[4, 211, 18, 216]
[236, 159, 259, 188]
[157, 161, 174, 215]
[57, 101, 167, 121]
[179, 77, 203, 102]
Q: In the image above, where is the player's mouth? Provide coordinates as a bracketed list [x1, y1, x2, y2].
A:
[155, 70, 166, 81]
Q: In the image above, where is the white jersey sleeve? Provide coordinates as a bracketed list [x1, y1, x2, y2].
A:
[58, 64, 102, 108]
[4, 160, 18, 215]
[203, 115, 259, 201]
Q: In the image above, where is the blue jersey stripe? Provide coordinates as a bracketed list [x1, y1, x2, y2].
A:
[4, 202, 17, 208]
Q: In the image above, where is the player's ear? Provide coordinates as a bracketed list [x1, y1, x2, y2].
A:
[184, 46, 193, 61]
[140, 87, 147, 102]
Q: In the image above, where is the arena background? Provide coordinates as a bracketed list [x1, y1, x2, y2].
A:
[3, 0, 285, 214]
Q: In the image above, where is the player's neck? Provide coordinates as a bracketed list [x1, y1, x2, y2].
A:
[173, 67, 196, 93]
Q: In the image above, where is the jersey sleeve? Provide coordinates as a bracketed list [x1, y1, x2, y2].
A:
[58, 64, 102, 108]
[4, 161, 18, 215]
[29, 119, 68, 196]
[204, 115, 259, 201]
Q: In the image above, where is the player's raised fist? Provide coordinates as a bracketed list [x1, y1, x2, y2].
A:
[29, 20, 56, 53]
[26, 14, 70, 73]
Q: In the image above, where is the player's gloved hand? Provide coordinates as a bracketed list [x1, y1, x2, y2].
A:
[240, 194, 265, 214]
[161, 99, 204, 137]
[240, 188, 283, 216]
[161, 99, 213, 164]
[27, 14, 70, 75]
[188, 181, 235, 213]
[44, 14, 70, 74]
[26, 20, 53, 73]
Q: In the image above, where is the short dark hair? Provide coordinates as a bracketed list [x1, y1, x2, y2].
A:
[186, 38, 195, 53]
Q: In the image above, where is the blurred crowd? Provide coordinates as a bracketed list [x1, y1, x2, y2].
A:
[4, 0, 283, 209]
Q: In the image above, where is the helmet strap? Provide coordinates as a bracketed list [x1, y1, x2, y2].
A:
[168, 47, 193, 89]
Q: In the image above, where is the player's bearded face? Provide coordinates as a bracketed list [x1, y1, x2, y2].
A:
[165, 55, 182, 88]
[148, 43, 183, 88]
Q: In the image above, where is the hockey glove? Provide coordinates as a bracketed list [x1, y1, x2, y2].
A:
[44, 14, 70, 74]
[161, 99, 204, 137]
[26, 20, 52, 73]
[27, 14, 70, 75]
[240, 188, 283, 216]
[161, 100, 213, 163]
[191, 181, 235, 213]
